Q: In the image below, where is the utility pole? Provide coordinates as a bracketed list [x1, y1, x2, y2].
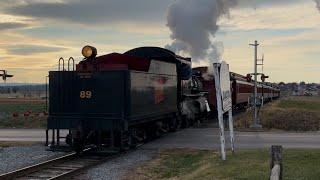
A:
[249, 40, 262, 129]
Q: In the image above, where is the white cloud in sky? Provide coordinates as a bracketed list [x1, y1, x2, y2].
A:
[220, 1, 320, 30]
[0, 0, 319, 83]
[207, 1, 320, 83]
[4, 0, 172, 24]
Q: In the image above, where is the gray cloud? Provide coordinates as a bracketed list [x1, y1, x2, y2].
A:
[0, 22, 29, 31]
[3, 0, 314, 27]
[5, 0, 172, 24]
[236, 0, 305, 7]
[315, 0, 320, 11]
[6, 44, 67, 55]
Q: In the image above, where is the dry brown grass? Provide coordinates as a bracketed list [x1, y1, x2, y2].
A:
[235, 97, 320, 131]
[0, 98, 47, 128]
[122, 153, 161, 180]
[123, 149, 320, 180]
[122, 149, 211, 180]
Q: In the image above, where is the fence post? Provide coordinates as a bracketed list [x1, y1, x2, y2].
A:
[270, 145, 283, 180]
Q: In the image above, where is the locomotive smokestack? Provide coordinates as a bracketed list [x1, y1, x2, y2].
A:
[165, 0, 237, 63]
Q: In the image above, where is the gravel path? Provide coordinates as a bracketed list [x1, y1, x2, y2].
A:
[0, 145, 66, 174]
[82, 149, 157, 180]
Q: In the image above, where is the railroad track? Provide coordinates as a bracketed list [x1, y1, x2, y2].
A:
[0, 147, 121, 180]
[0, 118, 245, 180]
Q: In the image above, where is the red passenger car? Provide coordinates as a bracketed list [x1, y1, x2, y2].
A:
[193, 67, 280, 112]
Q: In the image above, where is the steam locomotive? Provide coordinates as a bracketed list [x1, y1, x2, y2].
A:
[46, 46, 280, 151]
[47, 46, 210, 151]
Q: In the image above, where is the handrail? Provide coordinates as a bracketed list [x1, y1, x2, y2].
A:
[45, 75, 49, 112]
[58, 57, 65, 71]
[68, 57, 75, 71]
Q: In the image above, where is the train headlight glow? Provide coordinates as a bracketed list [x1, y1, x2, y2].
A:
[82, 45, 97, 58]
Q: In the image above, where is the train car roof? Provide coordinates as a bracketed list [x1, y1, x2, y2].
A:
[124, 47, 191, 65]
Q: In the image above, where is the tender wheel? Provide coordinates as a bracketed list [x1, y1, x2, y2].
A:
[181, 115, 190, 128]
[128, 129, 137, 149]
[113, 131, 126, 151]
[73, 138, 83, 154]
[170, 115, 180, 132]
[66, 134, 72, 146]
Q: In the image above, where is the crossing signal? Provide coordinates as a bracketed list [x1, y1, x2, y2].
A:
[0, 70, 13, 81]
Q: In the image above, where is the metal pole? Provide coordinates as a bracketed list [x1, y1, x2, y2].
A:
[213, 63, 226, 160]
[51, 129, 55, 146]
[249, 40, 262, 128]
[254, 41, 258, 126]
[57, 129, 60, 146]
[45, 129, 49, 146]
[45, 76, 48, 112]
[228, 109, 235, 153]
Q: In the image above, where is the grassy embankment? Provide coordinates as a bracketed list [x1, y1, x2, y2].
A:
[0, 98, 46, 128]
[125, 149, 320, 180]
[125, 96, 320, 180]
[235, 96, 320, 131]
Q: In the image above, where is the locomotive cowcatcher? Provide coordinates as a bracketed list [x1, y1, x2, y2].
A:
[46, 46, 210, 152]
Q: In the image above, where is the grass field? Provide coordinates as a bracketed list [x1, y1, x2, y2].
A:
[235, 96, 320, 131]
[0, 98, 47, 128]
[277, 96, 320, 111]
[125, 149, 320, 180]
[0, 99, 46, 113]
[0, 141, 41, 148]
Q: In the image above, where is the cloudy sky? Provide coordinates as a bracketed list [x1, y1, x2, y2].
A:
[0, 0, 319, 83]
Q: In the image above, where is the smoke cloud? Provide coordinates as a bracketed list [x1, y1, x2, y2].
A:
[166, 0, 237, 63]
[166, 0, 320, 63]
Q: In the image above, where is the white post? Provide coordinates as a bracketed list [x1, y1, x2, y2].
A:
[228, 109, 235, 153]
[213, 63, 226, 160]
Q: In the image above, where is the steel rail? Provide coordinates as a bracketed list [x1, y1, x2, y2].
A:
[0, 147, 98, 180]
[0, 145, 143, 180]
[0, 152, 77, 180]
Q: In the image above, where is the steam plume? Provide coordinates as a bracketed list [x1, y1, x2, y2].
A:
[166, 0, 237, 62]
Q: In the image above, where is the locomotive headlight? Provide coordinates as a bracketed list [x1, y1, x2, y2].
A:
[82, 45, 97, 58]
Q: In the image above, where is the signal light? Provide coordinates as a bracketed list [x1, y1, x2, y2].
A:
[82, 45, 97, 59]
[0, 70, 13, 81]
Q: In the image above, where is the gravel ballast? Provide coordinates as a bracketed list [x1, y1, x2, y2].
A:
[0, 145, 66, 174]
[84, 149, 157, 180]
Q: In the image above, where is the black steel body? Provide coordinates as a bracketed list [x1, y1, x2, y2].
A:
[47, 70, 178, 132]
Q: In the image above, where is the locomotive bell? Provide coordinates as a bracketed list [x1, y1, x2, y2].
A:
[82, 45, 97, 58]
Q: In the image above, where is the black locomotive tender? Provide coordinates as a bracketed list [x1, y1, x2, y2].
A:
[47, 46, 210, 151]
